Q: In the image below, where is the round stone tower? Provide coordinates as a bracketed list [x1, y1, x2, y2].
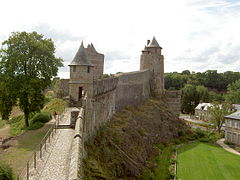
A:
[69, 42, 94, 106]
[140, 37, 164, 96]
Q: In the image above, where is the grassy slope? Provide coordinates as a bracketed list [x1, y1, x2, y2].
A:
[0, 98, 67, 176]
[154, 145, 175, 180]
[177, 142, 240, 180]
[84, 98, 187, 179]
[0, 124, 51, 175]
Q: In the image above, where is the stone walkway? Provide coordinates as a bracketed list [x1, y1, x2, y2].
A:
[22, 108, 78, 180]
[217, 138, 240, 156]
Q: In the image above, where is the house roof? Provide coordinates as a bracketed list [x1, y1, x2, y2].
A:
[69, 42, 94, 66]
[225, 111, 240, 120]
[195, 103, 213, 111]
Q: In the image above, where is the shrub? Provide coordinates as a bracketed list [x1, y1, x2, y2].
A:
[26, 122, 45, 130]
[43, 98, 67, 114]
[156, 143, 165, 151]
[31, 112, 51, 124]
[0, 161, 14, 180]
[224, 141, 235, 145]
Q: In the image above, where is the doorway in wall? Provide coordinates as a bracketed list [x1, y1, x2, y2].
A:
[79, 87, 83, 101]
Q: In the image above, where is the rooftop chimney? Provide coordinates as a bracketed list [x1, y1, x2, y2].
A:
[147, 40, 150, 45]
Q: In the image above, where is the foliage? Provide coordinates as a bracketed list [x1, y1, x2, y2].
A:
[208, 103, 232, 133]
[0, 77, 16, 120]
[165, 70, 240, 92]
[0, 31, 63, 126]
[141, 144, 175, 180]
[42, 98, 67, 114]
[196, 85, 209, 102]
[181, 84, 199, 114]
[225, 79, 240, 104]
[209, 91, 225, 103]
[31, 111, 51, 124]
[0, 161, 14, 180]
[25, 111, 51, 130]
[8, 112, 51, 136]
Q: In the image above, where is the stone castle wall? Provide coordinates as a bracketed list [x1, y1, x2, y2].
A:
[85, 69, 151, 138]
[165, 90, 182, 117]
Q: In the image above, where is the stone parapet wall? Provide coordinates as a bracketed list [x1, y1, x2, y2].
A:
[115, 70, 151, 110]
[68, 107, 84, 180]
[93, 77, 118, 96]
[85, 70, 151, 139]
[165, 90, 182, 116]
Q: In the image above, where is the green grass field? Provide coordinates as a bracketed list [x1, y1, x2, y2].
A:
[177, 142, 240, 180]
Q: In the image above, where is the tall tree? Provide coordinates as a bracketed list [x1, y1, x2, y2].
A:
[208, 103, 232, 133]
[196, 85, 209, 102]
[0, 31, 63, 126]
[181, 84, 199, 114]
[225, 79, 240, 104]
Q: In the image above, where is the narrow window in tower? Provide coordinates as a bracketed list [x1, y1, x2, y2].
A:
[79, 87, 83, 100]
[87, 66, 90, 73]
[73, 66, 76, 72]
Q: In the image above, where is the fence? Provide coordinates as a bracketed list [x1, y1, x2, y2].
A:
[17, 109, 67, 180]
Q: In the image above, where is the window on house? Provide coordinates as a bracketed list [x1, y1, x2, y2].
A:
[73, 66, 76, 72]
[87, 66, 90, 73]
[231, 120, 234, 128]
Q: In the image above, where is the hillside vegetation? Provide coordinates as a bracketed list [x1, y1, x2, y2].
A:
[84, 98, 188, 179]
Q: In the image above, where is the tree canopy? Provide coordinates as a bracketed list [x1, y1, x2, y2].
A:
[181, 84, 210, 114]
[0, 31, 63, 126]
[225, 79, 240, 104]
[208, 103, 232, 133]
[165, 70, 240, 92]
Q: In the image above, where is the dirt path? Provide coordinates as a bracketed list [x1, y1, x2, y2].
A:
[0, 125, 10, 139]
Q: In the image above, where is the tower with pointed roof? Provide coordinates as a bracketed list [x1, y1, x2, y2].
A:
[140, 37, 164, 95]
[69, 42, 94, 105]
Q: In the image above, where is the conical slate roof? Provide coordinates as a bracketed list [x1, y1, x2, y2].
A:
[147, 37, 161, 47]
[69, 42, 94, 66]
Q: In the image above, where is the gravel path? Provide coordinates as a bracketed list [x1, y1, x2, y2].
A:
[217, 138, 240, 156]
[38, 108, 75, 180]
[23, 108, 77, 180]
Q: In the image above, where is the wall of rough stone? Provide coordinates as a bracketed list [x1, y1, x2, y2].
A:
[165, 90, 182, 117]
[115, 70, 151, 110]
[85, 70, 151, 138]
[56, 79, 69, 97]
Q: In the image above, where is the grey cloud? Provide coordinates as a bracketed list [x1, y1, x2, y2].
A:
[30, 23, 84, 43]
[105, 51, 131, 62]
[217, 45, 240, 64]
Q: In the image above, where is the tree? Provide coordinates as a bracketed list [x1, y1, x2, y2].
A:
[196, 85, 209, 102]
[225, 79, 240, 104]
[208, 103, 232, 133]
[0, 76, 16, 120]
[0, 31, 63, 126]
[181, 84, 199, 114]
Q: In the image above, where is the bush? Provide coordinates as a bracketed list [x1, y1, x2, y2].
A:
[0, 161, 14, 180]
[43, 98, 67, 114]
[156, 143, 165, 151]
[26, 122, 45, 130]
[31, 112, 51, 124]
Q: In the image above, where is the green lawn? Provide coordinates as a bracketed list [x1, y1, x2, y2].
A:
[177, 142, 240, 180]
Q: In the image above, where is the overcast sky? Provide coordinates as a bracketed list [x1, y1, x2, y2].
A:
[1, 0, 240, 78]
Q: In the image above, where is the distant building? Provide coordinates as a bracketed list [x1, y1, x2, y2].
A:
[225, 106, 240, 145]
[195, 103, 213, 121]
